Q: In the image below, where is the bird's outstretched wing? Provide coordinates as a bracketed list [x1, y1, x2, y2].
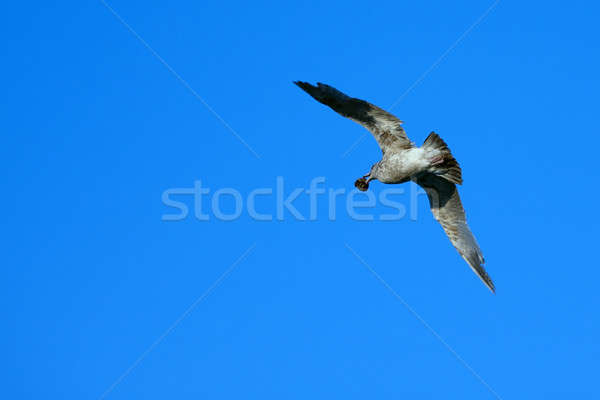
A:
[294, 81, 414, 153]
[415, 173, 495, 293]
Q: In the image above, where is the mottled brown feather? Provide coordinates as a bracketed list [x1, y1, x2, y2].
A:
[416, 173, 494, 292]
[294, 81, 414, 153]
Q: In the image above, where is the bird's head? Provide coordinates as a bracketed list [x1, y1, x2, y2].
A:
[354, 163, 379, 191]
[369, 162, 380, 178]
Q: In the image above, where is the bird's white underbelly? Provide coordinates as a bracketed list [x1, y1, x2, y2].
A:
[380, 147, 430, 182]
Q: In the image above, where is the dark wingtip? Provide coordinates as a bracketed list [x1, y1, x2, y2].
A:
[294, 81, 326, 102]
[294, 81, 348, 107]
[294, 81, 314, 92]
[478, 275, 495, 294]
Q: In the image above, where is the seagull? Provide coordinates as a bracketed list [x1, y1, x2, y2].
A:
[294, 81, 494, 293]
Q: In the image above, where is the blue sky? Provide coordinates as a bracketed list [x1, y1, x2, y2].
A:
[3, 1, 600, 398]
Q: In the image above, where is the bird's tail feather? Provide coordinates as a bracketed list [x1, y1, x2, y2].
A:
[423, 132, 463, 185]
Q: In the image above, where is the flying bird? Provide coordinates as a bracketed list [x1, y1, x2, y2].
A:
[294, 81, 494, 293]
